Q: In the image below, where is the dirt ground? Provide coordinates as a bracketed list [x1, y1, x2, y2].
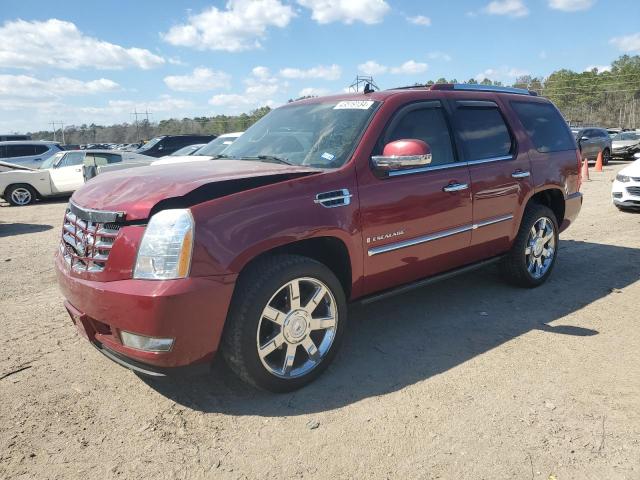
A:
[1, 162, 639, 480]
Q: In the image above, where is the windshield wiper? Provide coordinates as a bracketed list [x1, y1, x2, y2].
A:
[242, 155, 293, 165]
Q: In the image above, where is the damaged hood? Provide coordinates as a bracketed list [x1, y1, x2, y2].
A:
[71, 159, 321, 220]
[0, 160, 37, 172]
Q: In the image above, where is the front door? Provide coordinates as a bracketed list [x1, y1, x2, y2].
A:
[358, 101, 473, 295]
[49, 151, 86, 193]
[449, 99, 533, 258]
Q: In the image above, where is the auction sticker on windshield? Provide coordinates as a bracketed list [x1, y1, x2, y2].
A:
[334, 100, 374, 110]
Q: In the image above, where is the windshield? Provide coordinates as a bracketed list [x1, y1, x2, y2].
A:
[40, 152, 65, 169]
[171, 144, 204, 156]
[222, 101, 379, 168]
[136, 137, 163, 152]
[196, 135, 241, 156]
[613, 132, 640, 141]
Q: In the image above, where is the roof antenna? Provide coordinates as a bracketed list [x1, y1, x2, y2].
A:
[364, 83, 375, 94]
[348, 75, 379, 93]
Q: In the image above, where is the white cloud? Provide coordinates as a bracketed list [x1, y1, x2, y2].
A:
[164, 67, 231, 92]
[298, 87, 330, 97]
[0, 74, 120, 101]
[163, 0, 294, 52]
[209, 67, 282, 111]
[548, 0, 595, 11]
[475, 66, 530, 82]
[407, 15, 432, 26]
[279, 64, 342, 80]
[80, 96, 194, 116]
[358, 60, 388, 75]
[297, 0, 390, 24]
[483, 0, 529, 17]
[584, 65, 612, 73]
[610, 33, 640, 54]
[0, 19, 164, 70]
[358, 60, 428, 76]
[390, 60, 428, 75]
[427, 51, 452, 62]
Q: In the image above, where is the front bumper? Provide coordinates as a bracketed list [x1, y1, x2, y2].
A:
[55, 252, 237, 373]
[612, 180, 640, 209]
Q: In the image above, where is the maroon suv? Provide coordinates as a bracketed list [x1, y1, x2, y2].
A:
[55, 84, 582, 392]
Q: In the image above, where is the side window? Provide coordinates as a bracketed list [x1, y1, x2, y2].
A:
[58, 152, 85, 167]
[0, 146, 5, 158]
[87, 153, 121, 165]
[5, 144, 36, 158]
[455, 105, 512, 160]
[511, 101, 575, 153]
[33, 145, 49, 155]
[384, 105, 456, 166]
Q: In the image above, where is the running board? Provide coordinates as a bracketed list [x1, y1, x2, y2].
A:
[355, 255, 504, 306]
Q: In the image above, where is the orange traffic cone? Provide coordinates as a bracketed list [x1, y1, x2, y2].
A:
[594, 150, 604, 172]
[581, 157, 590, 181]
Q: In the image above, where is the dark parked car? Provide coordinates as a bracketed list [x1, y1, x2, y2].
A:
[134, 135, 215, 157]
[571, 127, 612, 165]
[0, 134, 31, 141]
[56, 84, 582, 392]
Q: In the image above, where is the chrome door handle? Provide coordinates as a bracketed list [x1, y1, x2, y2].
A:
[512, 170, 530, 179]
[443, 183, 469, 192]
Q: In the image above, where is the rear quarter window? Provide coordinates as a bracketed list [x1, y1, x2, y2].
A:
[511, 101, 575, 153]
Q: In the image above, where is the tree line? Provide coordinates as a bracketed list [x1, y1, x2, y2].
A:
[30, 55, 640, 144]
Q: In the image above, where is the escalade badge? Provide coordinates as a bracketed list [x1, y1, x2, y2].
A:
[366, 230, 405, 244]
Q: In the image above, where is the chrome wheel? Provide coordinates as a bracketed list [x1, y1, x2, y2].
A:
[256, 277, 338, 379]
[525, 217, 556, 279]
[10, 187, 32, 206]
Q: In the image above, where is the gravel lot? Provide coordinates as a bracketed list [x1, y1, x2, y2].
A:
[1, 162, 639, 480]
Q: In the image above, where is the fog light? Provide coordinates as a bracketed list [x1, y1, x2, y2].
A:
[120, 331, 174, 352]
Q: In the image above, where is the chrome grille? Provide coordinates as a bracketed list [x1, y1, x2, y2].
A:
[60, 209, 120, 273]
[627, 186, 640, 197]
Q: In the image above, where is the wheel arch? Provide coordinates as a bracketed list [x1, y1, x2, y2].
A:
[3, 182, 41, 201]
[234, 235, 354, 300]
[526, 187, 565, 227]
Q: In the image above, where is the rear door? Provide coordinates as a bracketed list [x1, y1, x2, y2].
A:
[49, 151, 85, 192]
[449, 99, 533, 258]
[358, 100, 473, 294]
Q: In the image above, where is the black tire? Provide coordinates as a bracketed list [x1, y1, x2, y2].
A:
[5, 184, 37, 206]
[501, 203, 559, 288]
[602, 148, 611, 166]
[221, 254, 347, 392]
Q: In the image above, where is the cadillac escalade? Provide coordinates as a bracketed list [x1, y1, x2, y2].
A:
[55, 84, 583, 392]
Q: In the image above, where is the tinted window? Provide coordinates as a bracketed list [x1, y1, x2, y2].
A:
[33, 145, 49, 155]
[455, 106, 512, 160]
[385, 106, 455, 166]
[85, 152, 121, 166]
[511, 101, 575, 153]
[5, 144, 36, 158]
[58, 152, 85, 167]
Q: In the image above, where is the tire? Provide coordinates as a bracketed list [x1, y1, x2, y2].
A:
[221, 254, 347, 392]
[5, 184, 37, 206]
[501, 203, 559, 288]
[602, 148, 611, 166]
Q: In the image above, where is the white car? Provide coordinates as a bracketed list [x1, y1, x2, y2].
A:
[151, 132, 244, 166]
[612, 154, 640, 211]
[0, 150, 149, 206]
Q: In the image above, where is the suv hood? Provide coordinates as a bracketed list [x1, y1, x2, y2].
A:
[71, 159, 322, 221]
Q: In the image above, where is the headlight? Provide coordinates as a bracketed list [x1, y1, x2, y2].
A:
[616, 174, 630, 183]
[133, 209, 194, 280]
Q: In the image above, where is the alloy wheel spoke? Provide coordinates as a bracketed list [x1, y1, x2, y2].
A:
[289, 280, 301, 310]
[309, 315, 336, 331]
[525, 246, 532, 255]
[282, 343, 297, 375]
[263, 305, 286, 325]
[303, 285, 327, 315]
[259, 333, 285, 359]
[301, 337, 319, 361]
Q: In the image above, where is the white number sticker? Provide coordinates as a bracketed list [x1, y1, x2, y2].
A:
[333, 100, 374, 110]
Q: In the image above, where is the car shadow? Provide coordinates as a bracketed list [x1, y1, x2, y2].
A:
[142, 239, 639, 415]
[0, 222, 53, 237]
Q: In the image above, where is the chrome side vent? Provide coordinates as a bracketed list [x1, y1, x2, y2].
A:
[314, 189, 352, 208]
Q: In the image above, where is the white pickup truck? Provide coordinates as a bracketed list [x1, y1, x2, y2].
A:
[0, 150, 150, 206]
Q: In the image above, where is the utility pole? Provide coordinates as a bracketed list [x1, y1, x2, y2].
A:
[131, 109, 141, 141]
[50, 121, 65, 143]
[50, 121, 57, 142]
[348, 75, 379, 93]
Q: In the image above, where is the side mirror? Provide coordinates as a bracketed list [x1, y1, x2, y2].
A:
[579, 136, 589, 143]
[634, 152, 640, 159]
[371, 139, 432, 175]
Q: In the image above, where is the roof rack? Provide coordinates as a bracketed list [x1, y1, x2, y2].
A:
[429, 83, 537, 96]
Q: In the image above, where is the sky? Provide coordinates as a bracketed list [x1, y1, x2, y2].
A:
[1, 0, 639, 133]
